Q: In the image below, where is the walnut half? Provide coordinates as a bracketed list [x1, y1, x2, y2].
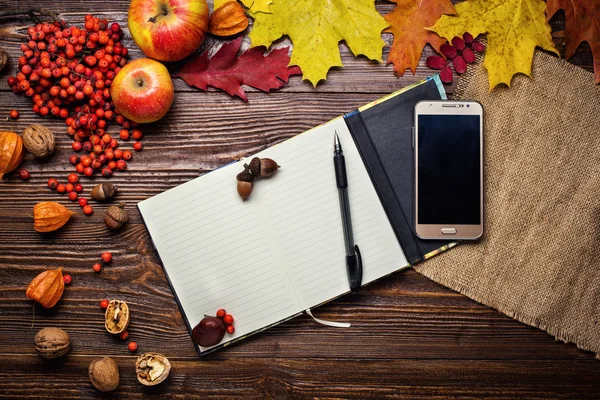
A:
[104, 300, 130, 334]
[135, 353, 171, 386]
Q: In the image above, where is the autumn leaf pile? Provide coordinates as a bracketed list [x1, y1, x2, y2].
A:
[176, 0, 599, 99]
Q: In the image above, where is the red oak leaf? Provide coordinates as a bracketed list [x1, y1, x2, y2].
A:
[174, 38, 302, 101]
[384, 0, 456, 76]
[547, 0, 600, 83]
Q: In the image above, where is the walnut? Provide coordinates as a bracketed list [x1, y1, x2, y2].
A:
[135, 353, 171, 386]
[34, 327, 70, 359]
[89, 357, 119, 392]
[104, 299, 130, 334]
[22, 124, 55, 158]
[0, 48, 7, 73]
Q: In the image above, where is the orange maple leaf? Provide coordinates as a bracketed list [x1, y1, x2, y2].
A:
[384, 0, 456, 76]
[547, 0, 600, 84]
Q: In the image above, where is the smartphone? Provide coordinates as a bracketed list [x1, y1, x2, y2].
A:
[414, 100, 483, 240]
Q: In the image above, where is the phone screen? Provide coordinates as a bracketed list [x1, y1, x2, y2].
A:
[417, 114, 481, 225]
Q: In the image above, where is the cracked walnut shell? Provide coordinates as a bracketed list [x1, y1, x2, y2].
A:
[104, 300, 130, 334]
[135, 353, 171, 386]
[34, 327, 70, 359]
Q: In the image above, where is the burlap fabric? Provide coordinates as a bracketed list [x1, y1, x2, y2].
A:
[414, 50, 600, 356]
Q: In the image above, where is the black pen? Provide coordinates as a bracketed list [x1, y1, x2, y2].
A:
[333, 131, 363, 293]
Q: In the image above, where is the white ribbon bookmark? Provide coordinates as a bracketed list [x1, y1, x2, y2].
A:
[305, 309, 351, 328]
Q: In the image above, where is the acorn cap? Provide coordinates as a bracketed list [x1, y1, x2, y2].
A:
[236, 169, 255, 182]
[248, 157, 261, 177]
[106, 203, 129, 223]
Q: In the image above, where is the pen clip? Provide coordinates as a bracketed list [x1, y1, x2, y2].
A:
[348, 244, 363, 293]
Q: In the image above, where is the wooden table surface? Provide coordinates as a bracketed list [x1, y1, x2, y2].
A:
[1, 1, 599, 399]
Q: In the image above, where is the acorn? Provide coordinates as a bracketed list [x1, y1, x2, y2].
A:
[91, 182, 117, 201]
[237, 181, 253, 201]
[104, 203, 129, 230]
[247, 157, 280, 177]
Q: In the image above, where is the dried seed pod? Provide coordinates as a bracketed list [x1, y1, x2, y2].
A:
[33, 202, 74, 233]
[259, 158, 279, 177]
[135, 353, 171, 386]
[0, 131, 25, 180]
[237, 180, 253, 200]
[104, 300, 130, 334]
[236, 169, 254, 182]
[91, 182, 117, 201]
[0, 48, 7, 73]
[89, 357, 119, 392]
[104, 203, 129, 230]
[208, 1, 249, 37]
[34, 327, 70, 359]
[22, 124, 55, 158]
[26, 267, 65, 308]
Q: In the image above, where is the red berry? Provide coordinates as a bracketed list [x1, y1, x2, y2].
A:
[47, 178, 58, 189]
[453, 55, 467, 74]
[69, 155, 79, 165]
[119, 331, 129, 340]
[133, 142, 143, 151]
[72, 141, 83, 152]
[65, 183, 74, 192]
[216, 309, 226, 318]
[78, 197, 88, 207]
[102, 167, 113, 177]
[226, 325, 235, 334]
[83, 166, 94, 176]
[100, 299, 109, 309]
[19, 169, 30, 180]
[116, 160, 127, 170]
[122, 151, 132, 161]
[101, 251, 112, 263]
[57, 183, 66, 193]
[472, 41, 485, 53]
[119, 129, 129, 140]
[128, 341, 138, 352]
[440, 65, 453, 84]
[75, 183, 83, 192]
[223, 314, 234, 325]
[68, 191, 78, 201]
[451, 36, 465, 51]
[426, 55, 446, 70]
[93, 262, 102, 272]
[440, 43, 457, 59]
[463, 32, 474, 44]
[132, 129, 143, 140]
[63, 274, 72, 285]
[83, 205, 93, 215]
[67, 173, 79, 184]
[462, 48, 476, 64]
[9, 110, 19, 119]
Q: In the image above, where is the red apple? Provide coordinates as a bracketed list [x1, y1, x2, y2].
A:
[128, 0, 209, 62]
[111, 58, 174, 124]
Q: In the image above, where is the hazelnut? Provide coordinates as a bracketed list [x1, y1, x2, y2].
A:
[135, 353, 171, 386]
[89, 357, 119, 392]
[22, 125, 55, 158]
[34, 327, 70, 359]
[104, 202, 129, 230]
[105, 299, 130, 334]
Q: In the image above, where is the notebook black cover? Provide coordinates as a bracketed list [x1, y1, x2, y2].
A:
[344, 77, 450, 264]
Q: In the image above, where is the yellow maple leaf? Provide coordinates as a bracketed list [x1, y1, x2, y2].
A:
[249, 0, 389, 86]
[214, 0, 272, 13]
[429, 0, 558, 89]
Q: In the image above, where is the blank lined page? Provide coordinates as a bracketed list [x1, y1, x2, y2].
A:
[138, 164, 303, 352]
[251, 117, 409, 309]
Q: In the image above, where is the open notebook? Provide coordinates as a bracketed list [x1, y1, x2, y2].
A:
[138, 76, 453, 354]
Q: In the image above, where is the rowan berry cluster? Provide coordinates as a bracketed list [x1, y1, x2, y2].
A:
[7, 15, 145, 214]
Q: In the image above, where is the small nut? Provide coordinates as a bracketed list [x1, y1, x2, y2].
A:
[104, 300, 130, 334]
[208, 1, 249, 37]
[89, 357, 119, 392]
[91, 182, 117, 201]
[135, 353, 171, 386]
[34, 327, 70, 359]
[237, 180, 253, 200]
[104, 202, 129, 230]
[22, 124, 55, 158]
[0, 48, 7, 73]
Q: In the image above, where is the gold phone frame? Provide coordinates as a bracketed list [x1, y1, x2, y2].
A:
[414, 100, 484, 240]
